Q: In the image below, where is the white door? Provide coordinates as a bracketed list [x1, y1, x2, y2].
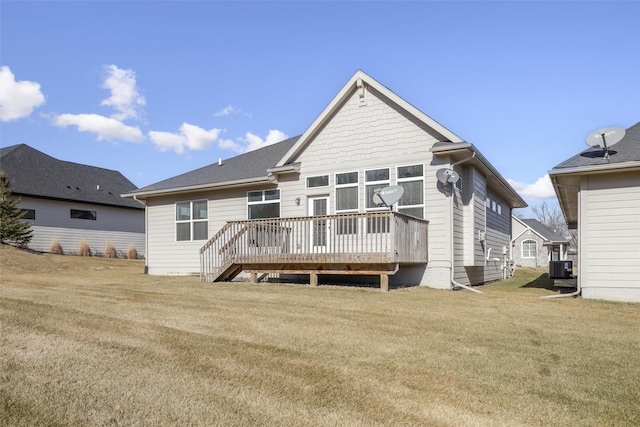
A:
[308, 196, 330, 251]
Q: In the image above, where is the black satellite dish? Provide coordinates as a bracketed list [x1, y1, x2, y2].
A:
[586, 127, 625, 159]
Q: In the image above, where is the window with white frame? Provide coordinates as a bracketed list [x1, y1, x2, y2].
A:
[522, 239, 537, 258]
[306, 175, 329, 188]
[247, 189, 280, 219]
[335, 171, 358, 212]
[335, 171, 359, 235]
[365, 168, 390, 210]
[397, 164, 424, 218]
[176, 200, 208, 241]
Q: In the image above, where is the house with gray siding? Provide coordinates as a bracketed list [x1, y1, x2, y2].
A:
[124, 71, 526, 290]
[511, 216, 569, 268]
[549, 122, 640, 302]
[0, 144, 145, 257]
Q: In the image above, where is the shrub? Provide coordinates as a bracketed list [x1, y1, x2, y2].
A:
[79, 239, 92, 256]
[50, 238, 63, 255]
[105, 241, 117, 259]
[127, 244, 138, 260]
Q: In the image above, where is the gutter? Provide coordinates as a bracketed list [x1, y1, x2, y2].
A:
[549, 161, 640, 177]
[122, 176, 272, 199]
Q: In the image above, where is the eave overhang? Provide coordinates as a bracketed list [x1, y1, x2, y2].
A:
[122, 176, 273, 200]
[548, 161, 640, 229]
[431, 143, 528, 209]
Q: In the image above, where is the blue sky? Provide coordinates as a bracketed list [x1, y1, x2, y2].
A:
[1, 1, 639, 214]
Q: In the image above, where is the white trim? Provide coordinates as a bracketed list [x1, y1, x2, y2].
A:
[335, 170, 359, 213]
[275, 70, 463, 168]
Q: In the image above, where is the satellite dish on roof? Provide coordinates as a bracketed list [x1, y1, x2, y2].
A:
[374, 185, 404, 207]
[436, 168, 460, 185]
[586, 127, 625, 159]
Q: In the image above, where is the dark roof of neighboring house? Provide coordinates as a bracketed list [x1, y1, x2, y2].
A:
[519, 218, 568, 243]
[0, 144, 144, 209]
[552, 121, 640, 170]
[130, 136, 300, 194]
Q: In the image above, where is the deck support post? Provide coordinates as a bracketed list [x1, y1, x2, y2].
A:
[310, 273, 318, 287]
[380, 274, 389, 292]
[250, 272, 257, 284]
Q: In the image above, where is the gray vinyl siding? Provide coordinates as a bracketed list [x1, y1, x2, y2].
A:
[580, 171, 640, 302]
[18, 197, 144, 257]
[484, 189, 511, 283]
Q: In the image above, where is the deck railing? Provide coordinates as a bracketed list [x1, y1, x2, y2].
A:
[200, 211, 428, 282]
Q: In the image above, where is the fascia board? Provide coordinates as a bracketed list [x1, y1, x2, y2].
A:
[548, 161, 640, 177]
[122, 176, 271, 199]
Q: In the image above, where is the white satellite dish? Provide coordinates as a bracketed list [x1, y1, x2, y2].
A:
[374, 185, 404, 207]
[436, 168, 460, 185]
[586, 127, 625, 159]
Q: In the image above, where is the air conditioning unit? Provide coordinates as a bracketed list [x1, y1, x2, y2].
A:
[549, 261, 573, 279]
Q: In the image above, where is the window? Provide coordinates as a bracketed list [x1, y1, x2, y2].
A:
[335, 171, 358, 212]
[71, 209, 96, 220]
[497, 204, 502, 215]
[306, 175, 329, 188]
[21, 209, 36, 220]
[365, 168, 389, 210]
[176, 200, 208, 241]
[247, 189, 280, 219]
[397, 164, 424, 218]
[522, 239, 537, 258]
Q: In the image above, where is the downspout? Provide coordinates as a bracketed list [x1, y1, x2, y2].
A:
[134, 195, 149, 274]
[448, 151, 483, 293]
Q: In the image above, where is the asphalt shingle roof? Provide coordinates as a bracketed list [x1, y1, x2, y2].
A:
[552, 121, 640, 170]
[131, 136, 300, 194]
[0, 144, 143, 209]
[519, 218, 568, 243]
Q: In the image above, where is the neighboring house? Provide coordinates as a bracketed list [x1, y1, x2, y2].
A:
[0, 144, 145, 257]
[511, 216, 569, 268]
[124, 70, 526, 290]
[549, 122, 640, 303]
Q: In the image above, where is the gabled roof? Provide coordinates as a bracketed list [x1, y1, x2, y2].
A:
[0, 144, 143, 209]
[513, 216, 569, 244]
[549, 121, 640, 228]
[276, 70, 463, 167]
[125, 136, 299, 198]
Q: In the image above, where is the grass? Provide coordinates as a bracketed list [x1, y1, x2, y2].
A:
[1, 244, 639, 426]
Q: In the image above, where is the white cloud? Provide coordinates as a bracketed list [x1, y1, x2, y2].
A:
[508, 174, 556, 199]
[53, 113, 144, 143]
[100, 64, 145, 121]
[218, 138, 244, 153]
[214, 105, 238, 117]
[241, 129, 288, 152]
[0, 66, 46, 122]
[148, 122, 222, 154]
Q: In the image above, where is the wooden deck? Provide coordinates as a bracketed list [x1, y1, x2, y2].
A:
[200, 212, 428, 291]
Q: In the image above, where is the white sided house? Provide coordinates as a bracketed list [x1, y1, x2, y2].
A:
[549, 122, 640, 303]
[124, 71, 526, 291]
[0, 144, 145, 257]
[511, 216, 569, 268]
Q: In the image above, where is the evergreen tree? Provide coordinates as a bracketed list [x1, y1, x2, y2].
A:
[0, 170, 33, 247]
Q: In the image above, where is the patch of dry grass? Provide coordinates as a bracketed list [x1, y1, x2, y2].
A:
[1, 245, 639, 426]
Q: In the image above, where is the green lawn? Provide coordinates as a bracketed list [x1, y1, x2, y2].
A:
[1, 245, 639, 426]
